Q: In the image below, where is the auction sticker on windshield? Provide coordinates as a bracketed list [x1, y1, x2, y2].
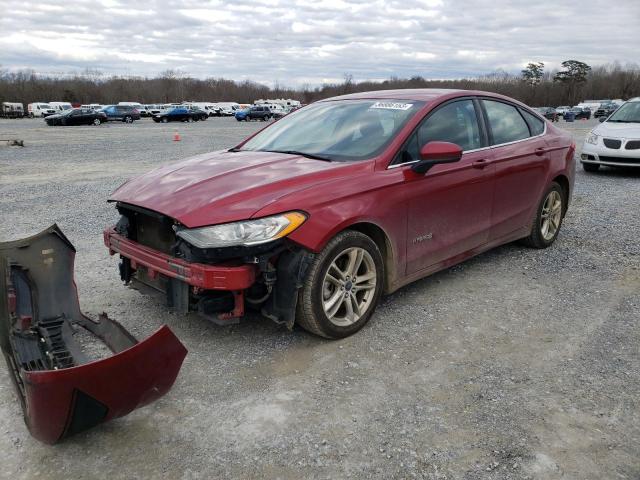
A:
[370, 102, 414, 110]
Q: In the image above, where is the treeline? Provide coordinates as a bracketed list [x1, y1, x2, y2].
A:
[1, 62, 639, 108]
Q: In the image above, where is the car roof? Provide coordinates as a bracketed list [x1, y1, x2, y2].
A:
[319, 88, 526, 105]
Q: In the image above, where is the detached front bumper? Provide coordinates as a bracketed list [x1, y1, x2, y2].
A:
[104, 229, 257, 291]
[1, 225, 187, 444]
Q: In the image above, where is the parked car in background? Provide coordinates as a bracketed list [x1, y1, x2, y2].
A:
[49, 102, 73, 112]
[564, 107, 591, 120]
[80, 104, 105, 111]
[105, 89, 575, 339]
[100, 105, 141, 123]
[1, 102, 24, 118]
[235, 105, 272, 121]
[27, 103, 56, 118]
[152, 106, 202, 123]
[187, 106, 209, 121]
[581, 97, 640, 171]
[555, 106, 571, 116]
[594, 103, 619, 119]
[535, 107, 559, 122]
[137, 105, 151, 117]
[217, 102, 242, 116]
[45, 108, 107, 126]
[147, 105, 163, 115]
[183, 102, 220, 117]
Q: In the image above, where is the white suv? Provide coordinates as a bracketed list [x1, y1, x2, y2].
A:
[581, 98, 640, 171]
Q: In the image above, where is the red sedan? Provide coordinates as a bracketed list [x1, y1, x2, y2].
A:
[105, 89, 575, 338]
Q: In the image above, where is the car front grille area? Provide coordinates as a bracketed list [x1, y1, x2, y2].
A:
[603, 138, 622, 149]
[626, 140, 640, 150]
[116, 204, 177, 255]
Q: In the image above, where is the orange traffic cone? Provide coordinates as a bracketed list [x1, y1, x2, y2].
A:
[173, 131, 181, 142]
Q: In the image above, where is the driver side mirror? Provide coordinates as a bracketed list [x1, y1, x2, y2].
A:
[411, 141, 463, 174]
[599, 117, 606, 123]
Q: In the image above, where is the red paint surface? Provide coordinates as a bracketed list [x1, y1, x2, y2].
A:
[108, 89, 574, 293]
[23, 325, 187, 444]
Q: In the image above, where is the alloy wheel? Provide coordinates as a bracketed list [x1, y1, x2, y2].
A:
[321, 247, 377, 327]
[540, 190, 562, 241]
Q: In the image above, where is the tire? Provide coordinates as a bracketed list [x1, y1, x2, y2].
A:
[161, 117, 168, 123]
[123, 116, 133, 123]
[296, 230, 384, 339]
[187, 117, 194, 123]
[520, 182, 565, 249]
[582, 162, 600, 172]
[93, 118, 101, 125]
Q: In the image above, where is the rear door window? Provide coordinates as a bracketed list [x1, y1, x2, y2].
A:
[519, 108, 545, 136]
[482, 100, 531, 145]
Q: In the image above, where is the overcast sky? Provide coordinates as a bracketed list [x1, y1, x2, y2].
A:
[1, 0, 639, 86]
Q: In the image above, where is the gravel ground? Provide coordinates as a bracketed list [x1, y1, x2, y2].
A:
[0, 116, 638, 479]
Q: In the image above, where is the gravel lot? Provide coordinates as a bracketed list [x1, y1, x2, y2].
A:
[0, 116, 638, 479]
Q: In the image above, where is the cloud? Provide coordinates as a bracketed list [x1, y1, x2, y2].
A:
[0, 0, 638, 86]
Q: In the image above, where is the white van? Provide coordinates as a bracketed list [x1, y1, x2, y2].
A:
[183, 102, 220, 117]
[215, 102, 241, 116]
[80, 104, 104, 111]
[49, 102, 72, 112]
[28, 103, 57, 117]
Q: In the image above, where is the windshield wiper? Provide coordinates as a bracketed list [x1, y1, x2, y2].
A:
[607, 120, 633, 123]
[228, 147, 242, 152]
[262, 150, 332, 162]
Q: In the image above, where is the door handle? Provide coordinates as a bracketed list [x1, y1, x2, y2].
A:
[472, 159, 488, 169]
[535, 147, 547, 156]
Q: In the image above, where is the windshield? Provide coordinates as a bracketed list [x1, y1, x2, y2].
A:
[239, 99, 424, 161]
[607, 102, 640, 123]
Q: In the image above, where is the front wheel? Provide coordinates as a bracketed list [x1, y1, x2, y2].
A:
[123, 116, 133, 123]
[296, 231, 384, 339]
[161, 117, 168, 123]
[93, 118, 101, 125]
[520, 182, 565, 249]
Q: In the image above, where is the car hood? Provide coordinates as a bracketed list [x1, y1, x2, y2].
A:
[593, 122, 640, 138]
[109, 150, 361, 227]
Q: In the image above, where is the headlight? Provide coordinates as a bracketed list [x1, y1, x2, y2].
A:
[175, 212, 307, 248]
[586, 133, 599, 145]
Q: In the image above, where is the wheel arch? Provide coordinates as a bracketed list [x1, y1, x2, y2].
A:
[551, 174, 570, 213]
[340, 221, 397, 294]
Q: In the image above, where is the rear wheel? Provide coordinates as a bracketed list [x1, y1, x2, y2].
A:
[123, 116, 133, 123]
[296, 231, 384, 339]
[93, 118, 101, 125]
[582, 162, 600, 172]
[521, 182, 565, 249]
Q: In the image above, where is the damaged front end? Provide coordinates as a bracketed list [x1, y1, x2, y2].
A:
[106, 203, 315, 328]
[0, 225, 187, 444]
